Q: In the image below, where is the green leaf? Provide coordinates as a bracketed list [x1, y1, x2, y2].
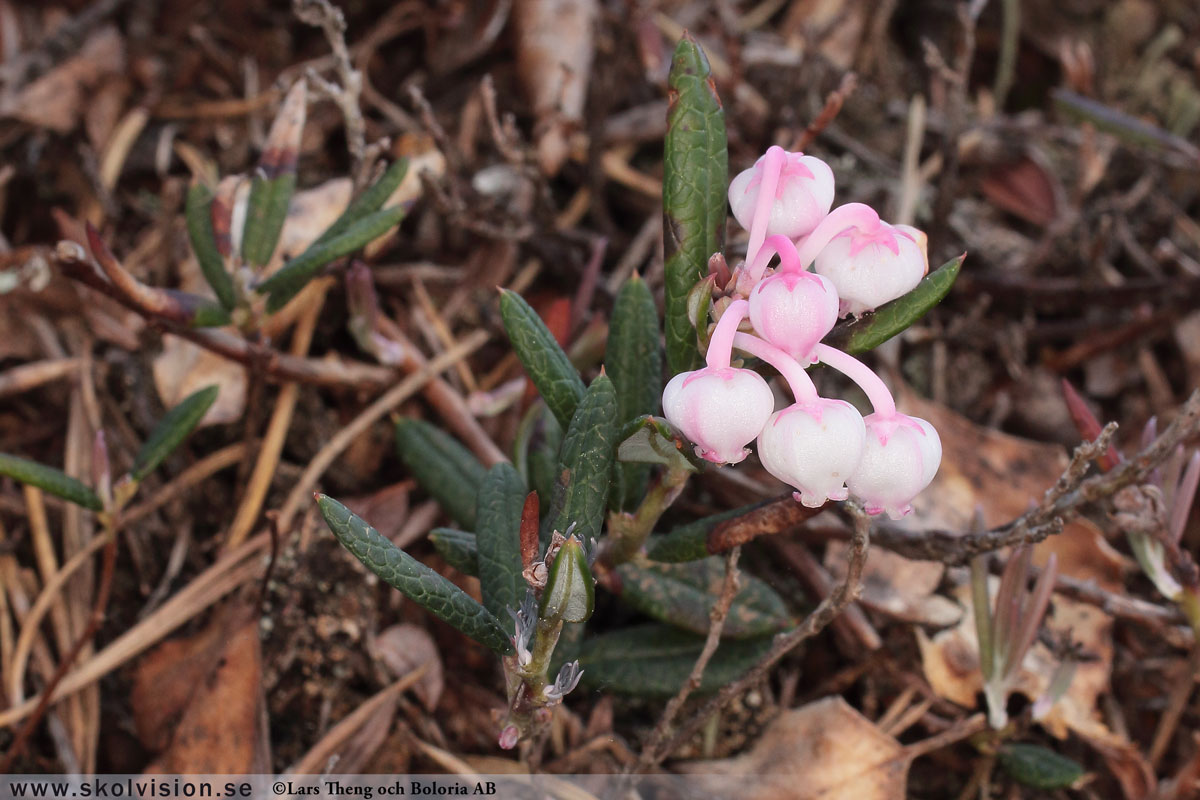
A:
[313, 159, 408, 247]
[578, 624, 770, 697]
[617, 415, 701, 472]
[475, 463, 527, 629]
[663, 34, 728, 374]
[540, 537, 594, 624]
[498, 290, 586, 430]
[644, 499, 775, 563]
[824, 255, 964, 354]
[613, 558, 794, 638]
[513, 401, 563, 505]
[242, 79, 306, 268]
[0, 453, 102, 511]
[132, 385, 218, 481]
[606, 275, 662, 509]
[187, 299, 232, 328]
[545, 374, 618, 548]
[241, 173, 296, 268]
[260, 205, 406, 312]
[185, 183, 236, 310]
[997, 743, 1085, 790]
[394, 419, 487, 530]
[317, 495, 512, 655]
[429, 528, 478, 575]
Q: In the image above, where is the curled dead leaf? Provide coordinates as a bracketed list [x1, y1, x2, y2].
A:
[678, 697, 908, 800]
[513, 0, 597, 175]
[133, 602, 269, 773]
[371, 624, 444, 712]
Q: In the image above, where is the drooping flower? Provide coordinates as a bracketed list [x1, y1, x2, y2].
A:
[847, 413, 942, 519]
[813, 221, 927, 317]
[662, 367, 775, 464]
[757, 399, 866, 507]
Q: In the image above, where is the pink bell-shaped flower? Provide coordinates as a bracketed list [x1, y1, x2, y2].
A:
[812, 220, 927, 317]
[757, 399, 866, 507]
[662, 367, 775, 464]
[729, 150, 834, 241]
[847, 413, 942, 519]
[748, 269, 839, 361]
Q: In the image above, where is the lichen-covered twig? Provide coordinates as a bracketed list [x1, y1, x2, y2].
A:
[869, 405, 1200, 565]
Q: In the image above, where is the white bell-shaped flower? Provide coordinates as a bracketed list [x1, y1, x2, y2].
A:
[662, 367, 775, 464]
[813, 222, 927, 316]
[847, 413, 942, 519]
[757, 399, 866, 507]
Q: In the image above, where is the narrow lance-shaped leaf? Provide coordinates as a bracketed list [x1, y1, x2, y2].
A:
[241, 80, 306, 267]
[498, 289, 585, 430]
[260, 205, 405, 312]
[429, 528, 478, 575]
[474, 463, 528, 630]
[132, 385, 219, 481]
[513, 401, 563, 505]
[545, 374, 618, 547]
[395, 419, 487, 529]
[317, 495, 512, 655]
[0, 454, 102, 511]
[185, 182, 237, 310]
[997, 744, 1084, 791]
[314, 159, 409, 247]
[824, 254, 963, 354]
[613, 558, 794, 638]
[577, 624, 771, 697]
[663, 34, 728, 374]
[606, 275, 662, 509]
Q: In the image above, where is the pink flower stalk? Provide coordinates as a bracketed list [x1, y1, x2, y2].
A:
[662, 300, 775, 464]
[746, 235, 840, 361]
[730, 146, 835, 270]
[811, 344, 941, 517]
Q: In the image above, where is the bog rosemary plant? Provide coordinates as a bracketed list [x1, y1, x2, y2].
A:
[317, 34, 962, 749]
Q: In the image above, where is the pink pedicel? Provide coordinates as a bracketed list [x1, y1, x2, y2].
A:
[729, 149, 835, 245]
[662, 367, 775, 464]
[748, 267, 839, 361]
[813, 220, 927, 317]
[757, 399, 866, 507]
[846, 413, 942, 519]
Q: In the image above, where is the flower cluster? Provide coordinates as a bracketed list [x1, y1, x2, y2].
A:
[663, 146, 941, 518]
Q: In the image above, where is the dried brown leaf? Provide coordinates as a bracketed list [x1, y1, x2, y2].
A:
[134, 601, 269, 773]
[825, 541, 962, 627]
[678, 697, 907, 800]
[513, 0, 597, 175]
[370, 624, 444, 712]
[0, 26, 124, 132]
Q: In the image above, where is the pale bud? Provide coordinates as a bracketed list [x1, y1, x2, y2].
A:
[728, 152, 835, 240]
[748, 271, 839, 361]
[813, 222, 927, 316]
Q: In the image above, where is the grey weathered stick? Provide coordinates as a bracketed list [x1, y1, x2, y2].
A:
[870, 395, 1200, 565]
